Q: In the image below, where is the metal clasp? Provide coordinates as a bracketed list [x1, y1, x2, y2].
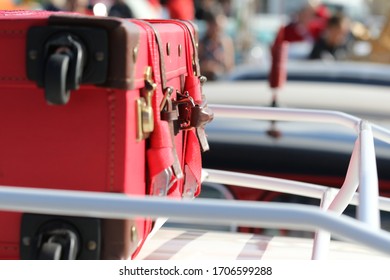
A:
[174, 91, 214, 133]
[137, 66, 157, 141]
[153, 167, 175, 196]
[174, 91, 197, 131]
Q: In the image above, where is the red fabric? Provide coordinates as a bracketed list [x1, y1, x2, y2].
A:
[131, 21, 175, 181]
[275, 5, 329, 43]
[309, 5, 330, 41]
[276, 24, 306, 43]
[130, 20, 176, 259]
[184, 75, 202, 102]
[308, 19, 327, 40]
[0, 12, 204, 259]
[180, 22, 203, 195]
[166, 0, 195, 20]
[131, 19, 205, 256]
[315, 5, 330, 20]
[185, 131, 202, 196]
[269, 42, 288, 89]
[144, 19, 203, 197]
[184, 76, 202, 194]
[0, 12, 169, 260]
[269, 28, 288, 89]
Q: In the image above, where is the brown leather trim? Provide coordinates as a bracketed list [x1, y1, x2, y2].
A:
[48, 15, 140, 90]
[139, 21, 167, 89]
[180, 20, 201, 76]
[101, 219, 138, 260]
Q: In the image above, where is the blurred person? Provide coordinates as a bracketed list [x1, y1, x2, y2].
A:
[108, 0, 134, 18]
[42, 0, 65, 11]
[219, 0, 233, 17]
[274, 0, 329, 43]
[198, 10, 234, 80]
[308, 3, 331, 41]
[64, 0, 93, 15]
[308, 14, 350, 60]
[277, 2, 317, 43]
[195, 0, 215, 20]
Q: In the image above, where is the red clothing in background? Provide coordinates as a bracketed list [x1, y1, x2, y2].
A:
[277, 23, 310, 43]
[275, 4, 330, 43]
[308, 5, 330, 40]
[166, 0, 195, 20]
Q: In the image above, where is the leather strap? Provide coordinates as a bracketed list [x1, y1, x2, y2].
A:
[131, 20, 179, 183]
[130, 20, 173, 255]
[159, 20, 204, 196]
[144, 21, 184, 180]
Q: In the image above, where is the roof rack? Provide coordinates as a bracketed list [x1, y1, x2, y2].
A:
[1, 105, 390, 259]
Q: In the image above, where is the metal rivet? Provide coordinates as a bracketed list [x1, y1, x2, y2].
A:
[131, 226, 137, 243]
[95, 52, 105, 62]
[22, 237, 31, 246]
[200, 76, 207, 85]
[87, 241, 97, 251]
[166, 42, 170, 56]
[133, 46, 139, 62]
[29, 50, 38, 60]
[178, 44, 182, 57]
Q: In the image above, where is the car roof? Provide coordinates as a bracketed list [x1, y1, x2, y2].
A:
[204, 80, 390, 121]
[226, 61, 390, 87]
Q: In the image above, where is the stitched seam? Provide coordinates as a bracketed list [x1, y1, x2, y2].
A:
[0, 30, 25, 35]
[0, 77, 28, 81]
[108, 91, 116, 192]
[0, 245, 18, 251]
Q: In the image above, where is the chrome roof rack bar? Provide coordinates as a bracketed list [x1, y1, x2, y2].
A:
[208, 104, 390, 259]
[0, 184, 390, 255]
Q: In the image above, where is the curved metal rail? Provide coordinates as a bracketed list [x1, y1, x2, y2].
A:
[208, 104, 390, 259]
[0, 185, 390, 256]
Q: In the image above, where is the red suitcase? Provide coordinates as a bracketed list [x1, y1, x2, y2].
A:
[0, 11, 212, 259]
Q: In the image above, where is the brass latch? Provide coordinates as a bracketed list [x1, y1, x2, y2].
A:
[136, 66, 156, 141]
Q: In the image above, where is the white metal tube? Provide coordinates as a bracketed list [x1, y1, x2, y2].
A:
[0, 185, 390, 255]
[358, 121, 381, 228]
[203, 169, 326, 199]
[204, 169, 390, 213]
[378, 197, 390, 212]
[312, 188, 338, 260]
[372, 123, 390, 145]
[327, 137, 360, 214]
[209, 105, 361, 132]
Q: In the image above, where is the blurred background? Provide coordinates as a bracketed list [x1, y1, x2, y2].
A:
[2, 0, 390, 79]
[4, 0, 390, 234]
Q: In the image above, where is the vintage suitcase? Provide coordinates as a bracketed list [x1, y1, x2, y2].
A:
[0, 11, 212, 259]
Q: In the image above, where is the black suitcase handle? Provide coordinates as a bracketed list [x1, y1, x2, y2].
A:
[26, 24, 108, 105]
[38, 229, 79, 260]
[44, 34, 85, 105]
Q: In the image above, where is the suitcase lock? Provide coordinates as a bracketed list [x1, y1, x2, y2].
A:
[168, 91, 213, 136]
[137, 66, 156, 141]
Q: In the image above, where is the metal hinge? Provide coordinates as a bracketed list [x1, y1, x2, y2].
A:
[136, 66, 156, 141]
